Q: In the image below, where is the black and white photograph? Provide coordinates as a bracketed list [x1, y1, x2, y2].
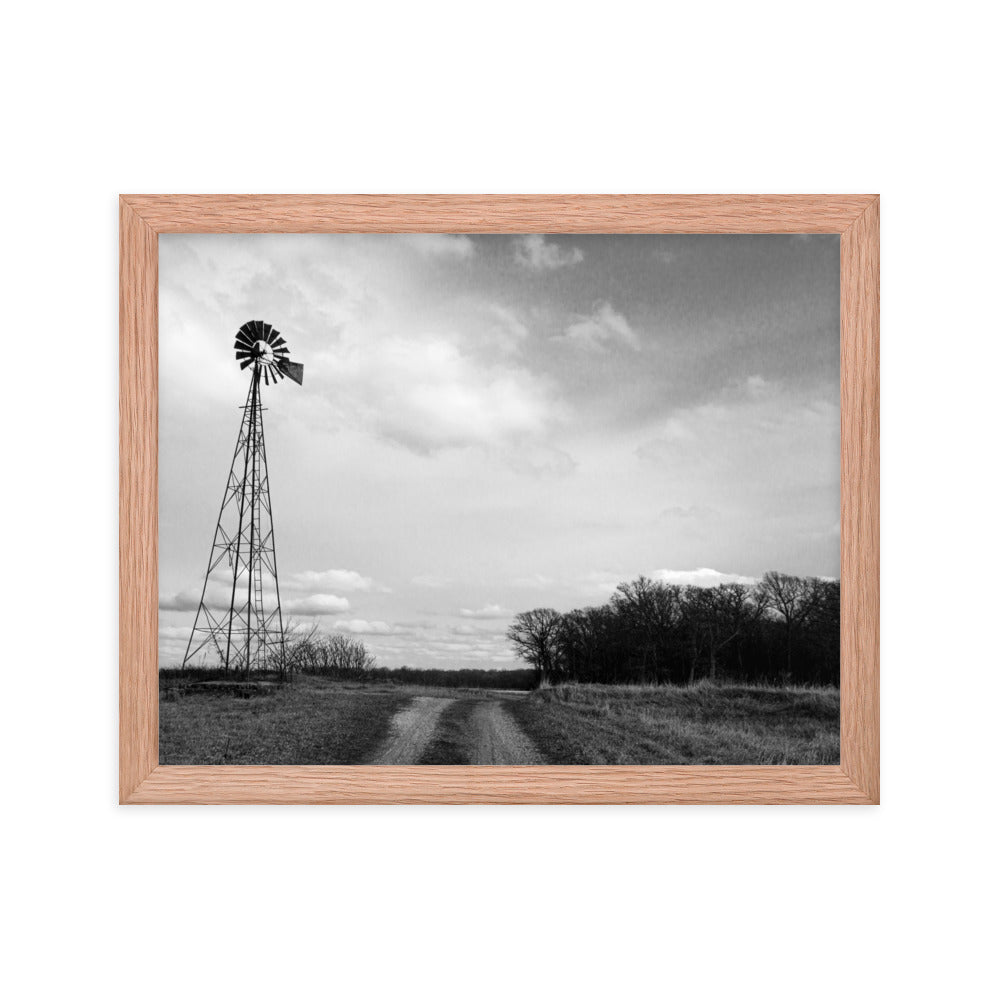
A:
[159, 232, 841, 765]
[16, 0, 1000, 994]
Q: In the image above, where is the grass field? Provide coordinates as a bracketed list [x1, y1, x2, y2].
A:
[159, 675, 839, 765]
[506, 682, 840, 764]
[159, 676, 408, 764]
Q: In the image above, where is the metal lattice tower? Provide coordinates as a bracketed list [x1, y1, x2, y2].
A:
[182, 321, 304, 676]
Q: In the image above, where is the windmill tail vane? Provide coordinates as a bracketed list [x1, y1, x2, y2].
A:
[181, 322, 304, 677]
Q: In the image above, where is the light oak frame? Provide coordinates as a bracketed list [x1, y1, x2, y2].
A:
[120, 195, 879, 804]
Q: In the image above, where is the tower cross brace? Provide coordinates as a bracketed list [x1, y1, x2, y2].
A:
[182, 364, 288, 676]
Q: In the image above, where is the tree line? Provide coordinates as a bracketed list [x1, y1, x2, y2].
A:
[506, 572, 839, 688]
[284, 626, 536, 689]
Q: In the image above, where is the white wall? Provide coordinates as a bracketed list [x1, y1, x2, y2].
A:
[3, 2, 996, 997]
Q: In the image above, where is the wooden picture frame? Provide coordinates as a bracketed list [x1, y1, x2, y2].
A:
[120, 194, 879, 804]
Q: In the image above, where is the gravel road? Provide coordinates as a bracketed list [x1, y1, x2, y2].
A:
[370, 696, 453, 764]
[469, 701, 543, 765]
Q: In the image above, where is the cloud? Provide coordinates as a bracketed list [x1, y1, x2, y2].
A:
[394, 234, 475, 259]
[637, 393, 839, 488]
[285, 594, 351, 615]
[158, 625, 192, 640]
[514, 234, 583, 270]
[159, 582, 237, 613]
[651, 568, 757, 588]
[458, 603, 512, 619]
[160, 571, 282, 615]
[560, 302, 640, 352]
[658, 505, 717, 520]
[324, 334, 556, 453]
[449, 623, 508, 636]
[412, 574, 452, 588]
[160, 589, 207, 613]
[505, 444, 577, 477]
[330, 619, 395, 635]
[483, 304, 530, 354]
[580, 571, 627, 597]
[287, 569, 386, 593]
[512, 574, 555, 589]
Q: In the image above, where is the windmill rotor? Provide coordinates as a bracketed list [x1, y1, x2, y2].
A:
[234, 320, 303, 387]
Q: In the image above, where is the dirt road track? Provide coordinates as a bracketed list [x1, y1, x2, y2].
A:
[470, 701, 543, 765]
[371, 696, 453, 764]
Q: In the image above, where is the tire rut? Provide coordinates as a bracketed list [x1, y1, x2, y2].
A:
[370, 696, 453, 764]
[470, 701, 543, 765]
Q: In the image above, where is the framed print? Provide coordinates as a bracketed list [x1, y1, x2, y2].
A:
[120, 194, 879, 803]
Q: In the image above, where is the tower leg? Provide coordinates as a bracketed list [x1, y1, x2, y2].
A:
[181, 366, 287, 676]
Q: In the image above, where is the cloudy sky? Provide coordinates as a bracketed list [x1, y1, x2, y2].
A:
[158, 233, 840, 669]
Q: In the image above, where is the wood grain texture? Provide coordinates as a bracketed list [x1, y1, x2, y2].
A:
[119, 200, 158, 802]
[840, 198, 880, 803]
[120, 194, 875, 234]
[127, 765, 870, 805]
[119, 194, 880, 804]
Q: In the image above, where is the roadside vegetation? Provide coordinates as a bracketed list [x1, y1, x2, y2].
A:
[505, 682, 839, 764]
[508, 571, 840, 689]
[170, 628, 536, 690]
[160, 675, 839, 765]
[417, 699, 481, 764]
[159, 675, 408, 764]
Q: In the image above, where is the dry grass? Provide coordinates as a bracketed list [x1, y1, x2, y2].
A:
[505, 682, 840, 765]
[417, 698, 481, 764]
[160, 675, 839, 766]
[159, 675, 408, 764]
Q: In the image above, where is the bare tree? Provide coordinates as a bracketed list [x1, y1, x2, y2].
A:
[612, 576, 682, 682]
[801, 578, 840, 684]
[323, 633, 378, 676]
[683, 583, 765, 682]
[507, 608, 563, 686]
[760, 572, 821, 681]
[283, 620, 319, 673]
[284, 624, 377, 677]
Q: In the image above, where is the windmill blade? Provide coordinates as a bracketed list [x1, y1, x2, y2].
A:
[278, 360, 304, 385]
[234, 321, 299, 383]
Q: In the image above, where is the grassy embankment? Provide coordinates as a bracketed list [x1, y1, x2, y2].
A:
[506, 682, 840, 765]
[159, 675, 408, 764]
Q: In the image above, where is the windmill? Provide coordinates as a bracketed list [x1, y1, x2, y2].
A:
[181, 321, 304, 677]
